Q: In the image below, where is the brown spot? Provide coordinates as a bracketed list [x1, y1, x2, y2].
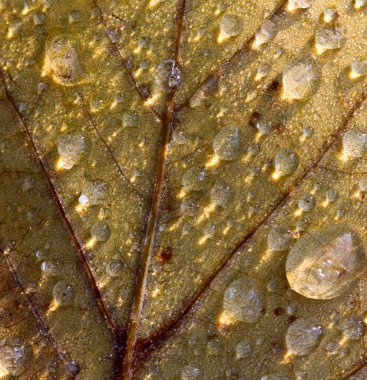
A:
[273, 307, 285, 316]
[156, 246, 172, 263]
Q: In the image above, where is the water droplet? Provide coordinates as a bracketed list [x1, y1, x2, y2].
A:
[213, 126, 242, 161]
[273, 149, 299, 180]
[341, 316, 366, 340]
[254, 20, 278, 49]
[156, 60, 182, 93]
[45, 36, 82, 85]
[355, 0, 367, 9]
[182, 167, 211, 191]
[91, 222, 111, 242]
[286, 224, 366, 299]
[282, 60, 318, 101]
[57, 134, 89, 169]
[298, 194, 316, 212]
[358, 177, 367, 191]
[315, 27, 344, 55]
[52, 280, 74, 306]
[268, 225, 293, 251]
[80, 180, 108, 206]
[40, 261, 59, 276]
[286, 318, 322, 356]
[209, 181, 231, 208]
[350, 60, 367, 80]
[261, 374, 293, 380]
[223, 277, 266, 323]
[181, 365, 202, 380]
[0, 337, 31, 376]
[326, 189, 339, 203]
[342, 130, 367, 158]
[295, 216, 309, 232]
[235, 341, 252, 359]
[106, 260, 124, 278]
[287, 0, 314, 11]
[323, 8, 337, 23]
[219, 15, 243, 39]
[122, 111, 139, 128]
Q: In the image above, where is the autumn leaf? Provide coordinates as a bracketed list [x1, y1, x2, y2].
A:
[2, 0, 367, 379]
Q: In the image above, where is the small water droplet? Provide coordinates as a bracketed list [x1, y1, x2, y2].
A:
[40, 261, 59, 276]
[106, 260, 124, 278]
[298, 194, 316, 212]
[295, 216, 309, 232]
[282, 60, 318, 101]
[235, 341, 252, 359]
[219, 15, 243, 39]
[315, 27, 344, 55]
[57, 134, 89, 169]
[52, 280, 74, 306]
[91, 222, 111, 242]
[181, 365, 202, 380]
[286, 224, 366, 299]
[286, 318, 322, 356]
[268, 225, 293, 251]
[358, 177, 367, 191]
[80, 180, 108, 206]
[261, 374, 294, 380]
[287, 0, 314, 11]
[156, 60, 182, 93]
[213, 126, 242, 161]
[253, 20, 278, 49]
[342, 130, 367, 158]
[326, 189, 339, 203]
[274, 148, 299, 178]
[341, 316, 366, 341]
[223, 277, 266, 323]
[122, 111, 139, 128]
[210, 181, 232, 208]
[323, 8, 337, 23]
[182, 167, 212, 191]
[0, 337, 32, 377]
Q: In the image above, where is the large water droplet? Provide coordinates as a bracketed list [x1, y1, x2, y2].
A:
[52, 280, 74, 306]
[57, 134, 89, 169]
[286, 224, 366, 299]
[45, 36, 82, 85]
[273, 148, 299, 179]
[268, 225, 293, 251]
[182, 167, 211, 191]
[282, 60, 318, 101]
[213, 126, 241, 161]
[286, 318, 322, 356]
[219, 15, 243, 39]
[253, 20, 278, 49]
[0, 337, 32, 377]
[156, 60, 182, 93]
[315, 27, 344, 55]
[223, 277, 266, 323]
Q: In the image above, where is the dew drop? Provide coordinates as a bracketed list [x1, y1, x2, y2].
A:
[298, 194, 316, 212]
[122, 111, 139, 128]
[286, 318, 322, 356]
[350, 60, 367, 79]
[235, 341, 252, 359]
[286, 224, 366, 299]
[40, 261, 59, 277]
[268, 225, 293, 251]
[105, 259, 123, 277]
[181, 365, 202, 380]
[52, 280, 74, 306]
[213, 126, 242, 161]
[282, 60, 318, 101]
[222, 277, 266, 323]
[287, 0, 314, 11]
[45, 36, 82, 85]
[254, 20, 278, 49]
[326, 189, 339, 203]
[295, 216, 309, 232]
[80, 180, 108, 206]
[182, 167, 211, 191]
[210, 181, 232, 208]
[315, 27, 345, 55]
[274, 148, 299, 178]
[355, 0, 367, 9]
[358, 177, 367, 192]
[341, 316, 366, 341]
[219, 15, 243, 39]
[91, 222, 111, 242]
[323, 8, 337, 23]
[57, 134, 89, 170]
[156, 60, 182, 93]
[342, 130, 367, 158]
[0, 337, 32, 377]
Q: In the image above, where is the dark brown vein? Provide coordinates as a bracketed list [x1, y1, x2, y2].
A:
[91, 0, 162, 121]
[0, 251, 72, 375]
[136, 85, 367, 360]
[177, 0, 287, 111]
[120, 0, 188, 379]
[76, 88, 147, 200]
[0, 69, 124, 371]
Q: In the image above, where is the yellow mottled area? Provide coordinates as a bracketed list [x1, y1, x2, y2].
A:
[1, 0, 367, 379]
